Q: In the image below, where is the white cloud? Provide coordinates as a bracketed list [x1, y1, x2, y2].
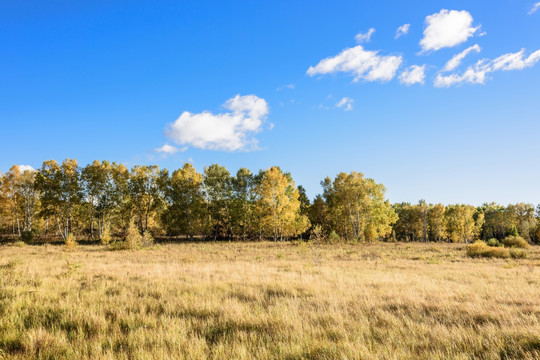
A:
[17, 165, 34, 172]
[442, 44, 481, 72]
[276, 83, 295, 91]
[399, 65, 426, 85]
[155, 144, 183, 155]
[420, 9, 479, 52]
[491, 48, 540, 71]
[336, 97, 354, 111]
[307, 45, 402, 82]
[434, 48, 540, 87]
[434, 63, 489, 87]
[165, 94, 269, 151]
[355, 28, 375, 43]
[395, 24, 410, 39]
[529, 2, 540, 14]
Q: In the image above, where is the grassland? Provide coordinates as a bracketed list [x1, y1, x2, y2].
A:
[0, 241, 539, 359]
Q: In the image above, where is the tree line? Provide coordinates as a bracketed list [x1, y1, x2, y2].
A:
[1, 160, 539, 244]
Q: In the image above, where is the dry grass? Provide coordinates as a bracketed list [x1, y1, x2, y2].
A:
[0, 241, 539, 359]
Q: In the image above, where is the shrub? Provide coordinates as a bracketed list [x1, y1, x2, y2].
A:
[100, 226, 112, 245]
[125, 221, 142, 250]
[467, 241, 510, 259]
[142, 230, 154, 247]
[64, 233, 78, 250]
[487, 238, 500, 247]
[108, 240, 129, 251]
[509, 248, 528, 259]
[326, 231, 340, 244]
[502, 236, 530, 249]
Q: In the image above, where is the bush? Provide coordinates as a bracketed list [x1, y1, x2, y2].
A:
[125, 221, 142, 250]
[326, 230, 340, 244]
[502, 236, 530, 249]
[487, 238, 500, 247]
[64, 233, 78, 250]
[108, 240, 129, 251]
[509, 248, 528, 259]
[467, 241, 510, 259]
[142, 230, 154, 247]
[100, 226, 112, 245]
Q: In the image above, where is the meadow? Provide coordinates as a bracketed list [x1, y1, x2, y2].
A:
[0, 241, 539, 360]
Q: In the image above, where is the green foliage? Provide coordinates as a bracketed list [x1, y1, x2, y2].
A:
[502, 236, 530, 249]
[467, 241, 510, 259]
[204, 164, 233, 240]
[256, 167, 310, 241]
[507, 225, 519, 237]
[509, 248, 528, 259]
[389, 230, 397, 243]
[2, 158, 539, 246]
[160, 163, 204, 240]
[326, 230, 340, 244]
[322, 172, 397, 242]
[35, 159, 82, 240]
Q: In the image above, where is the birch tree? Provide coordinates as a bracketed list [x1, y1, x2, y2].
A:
[35, 159, 82, 240]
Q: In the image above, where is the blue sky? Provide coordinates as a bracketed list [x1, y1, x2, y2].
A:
[1, 1, 540, 205]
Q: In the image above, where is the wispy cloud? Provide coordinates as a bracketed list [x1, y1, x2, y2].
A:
[529, 2, 540, 14]
[355, 28, 375, 43]
[307, 44, 402, 82]
[435, 48, 540, 87]
[442, 44, 481, 72]
[276, 83, 295, 91]
[336, 97, 354, 111]
[395, 24, 410, 39]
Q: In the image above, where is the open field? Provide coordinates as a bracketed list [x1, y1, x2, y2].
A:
[1, 242, 539, 360]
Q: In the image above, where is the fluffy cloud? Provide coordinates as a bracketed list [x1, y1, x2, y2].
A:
[155, 144, 182, 155]
[529, 2, 540, 14]
[165, 95, 269, 151]
[395, 24, 410, 39]
[307, 45, 402, 82]
[420, 9, 479, 52]
[355, 28, 375, 43]
[336, 97, 354, 111]
[17, 165, 34, 172]
[399, 65, 426, 85]
[434, 48, 540, 87]
[442, 44, 481, 72]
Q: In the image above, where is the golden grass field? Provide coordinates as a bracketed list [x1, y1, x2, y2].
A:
[1, 241, 539, 360]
